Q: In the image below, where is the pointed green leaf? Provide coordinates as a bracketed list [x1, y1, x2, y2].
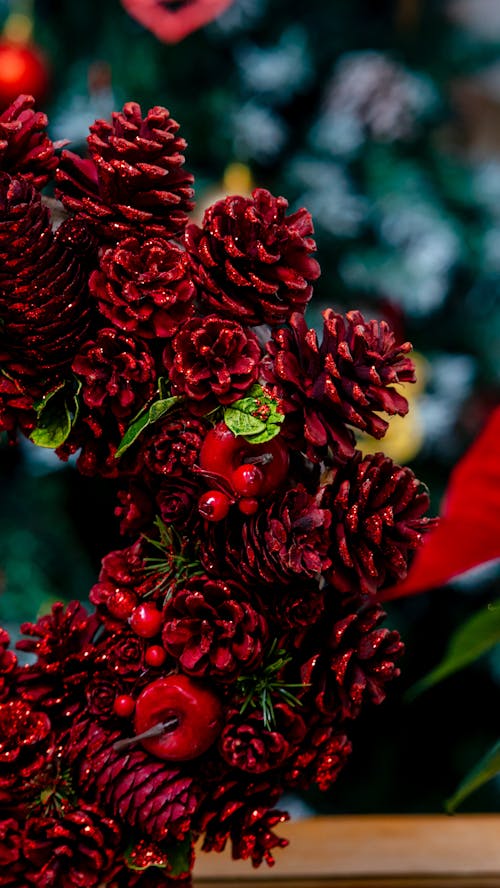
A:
[30, 379, 81, 449]
[446, 740, 500, 812]
[408, 600, 500, 699]
[115, 396, 181, 459]
[223, 384, 284, 444]
[224, 406, 266, 437]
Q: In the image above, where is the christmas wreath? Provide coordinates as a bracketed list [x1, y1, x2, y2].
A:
[0, 95, 435, 886]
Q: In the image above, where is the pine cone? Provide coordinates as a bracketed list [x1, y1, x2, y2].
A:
[0, 94, 60, 190]
[296, 602, 404, 721]
[325, 451, 434, 597]
[16, 602, 99, 723]
[198, 772, 288, 866]
[90, 540, 148, 630]
[73, 327, 156, 420]
[210, 485, 332, 586]
[163, 315, 261, 415]
[90, 236, 196, 338]
[0, 176, 93, 396]
[68, 720, 200, 843]
[0, 700, 52, 805]
[141, 414, 208, 477]
[185, 188, 320, 326]
[264, 310, 415, 462]
[285, 726, 352, 791]
[23, 805, 121, 888]
[0, 816, 23, 869]
[56, 103, 194, 241]
[219, 703, 306, 773]
[162, 577, 267, 682]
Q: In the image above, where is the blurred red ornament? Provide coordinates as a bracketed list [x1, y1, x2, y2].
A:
[121, 0, 234, 43]
[0, 41, 50, 106]
[382, 406, 500, 599]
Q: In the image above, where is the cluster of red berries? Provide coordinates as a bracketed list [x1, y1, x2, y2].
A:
[0, 95, 435, 887]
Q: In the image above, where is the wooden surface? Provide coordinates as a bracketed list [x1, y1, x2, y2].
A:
[194, 814, 500, 887]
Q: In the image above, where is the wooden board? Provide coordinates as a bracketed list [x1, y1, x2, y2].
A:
[194, 814, 500, 887]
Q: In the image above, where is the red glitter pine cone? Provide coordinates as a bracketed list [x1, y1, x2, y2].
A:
[264, 309, 415, 462]
[56, 102, 194, 241]
[162, 576, 268, 682]
[163, 315, 261, 414]
[185, 188, 320, 326]
[90, 236, 196, 339]
[0, 94, 60, 190]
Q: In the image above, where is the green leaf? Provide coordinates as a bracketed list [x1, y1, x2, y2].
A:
[115, 396, 181, 459]
[408, 600, 500, 699]
[166, 834, 193, 878]
[446, 740, 500, 813]
[30, 379, 81, 450]
[223, 384, 284, 445]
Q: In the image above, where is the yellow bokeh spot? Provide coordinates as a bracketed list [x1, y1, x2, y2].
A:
[3, 13, 33, 45]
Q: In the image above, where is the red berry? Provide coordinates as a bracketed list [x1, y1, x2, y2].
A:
[198, 490, 231, 522]
[238, 497, 259, 515]
[134, 675, 223, 761]
[107, 589, 138, 621]
[113, 694, 135, 718]
[199, 422, 289, 496]
[231, 463, 264, 497]
[145, 645, 167, 668]
[129, 603, 163, 638]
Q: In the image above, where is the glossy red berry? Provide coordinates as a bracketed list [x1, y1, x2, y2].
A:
[107, 589, 138, 621]
[145, 645, 167, 668]
[199, 422, 289, 497]
[129, 603, 163, 638]
[198, 490, 231, 522]
[231, 463, 264, 497]
[238, 497, 259, 515]
[134, 675, 223, 761]
[113, 694, 136, 718]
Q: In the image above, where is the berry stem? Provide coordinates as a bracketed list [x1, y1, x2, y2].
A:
[112, 717, 179, 752]
[245, 452, 273, 466]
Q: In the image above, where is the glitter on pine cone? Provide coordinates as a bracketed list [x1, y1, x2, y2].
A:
[185, 188, 320, 326]
[325, 451, 435, 597]
[163, 315, 261, 414]
[219, 703, 306, 773]
[162, 577, 268, 682]
[90, 236, 196, 339]
[68, 720, 200, 843]
[210, 484, 332, 586]
[0, 94, 60, 190]
[0, 177, 93, 396]
[264, 309, 415, 462]
[72, 327, 156, 420]
[56, 102, 194, 241]
[294, 602, 404, 721]
[22, 805, 121, 888]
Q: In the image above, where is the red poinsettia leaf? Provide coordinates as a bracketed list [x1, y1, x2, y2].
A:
[381, 406, 500, 599]
[121, 0, 234, 43]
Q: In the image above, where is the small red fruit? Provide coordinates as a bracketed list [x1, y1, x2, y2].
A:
[198, 490, 231, 522]
[238, 497, 259, 515]
[134, 675, 223, 761]
[231, 463, 264, 497]
[129, 603, 163, 638]
[113, 694, 136, 718]
[199, 422, 289, 497]
[145, 645, 167, 668]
